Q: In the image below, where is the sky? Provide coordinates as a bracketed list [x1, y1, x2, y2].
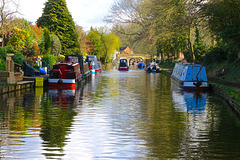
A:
[18, 0, 115, 31]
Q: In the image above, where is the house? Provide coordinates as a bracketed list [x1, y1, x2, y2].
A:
[119, 47, 134, 55]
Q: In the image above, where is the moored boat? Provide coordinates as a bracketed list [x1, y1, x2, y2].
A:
[118, 59, 129, 71]
[48, 62, 81, 89]
[171, 62, 209, 90]
[137, 62, 145, 69]
[146, 61, 160, 73]
[48, 55, 91, 89]
[86, 55, 102, 74]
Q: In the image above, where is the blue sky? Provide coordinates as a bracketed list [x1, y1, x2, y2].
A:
[18, 0, 114, 31]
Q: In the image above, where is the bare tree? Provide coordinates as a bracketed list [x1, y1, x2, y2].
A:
[105, 0, 156, 55]
[0, 0, 19, 46]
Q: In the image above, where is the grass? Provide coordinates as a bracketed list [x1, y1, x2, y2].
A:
[213, 83, 240, 104]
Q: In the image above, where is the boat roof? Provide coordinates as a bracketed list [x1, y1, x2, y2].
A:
[177, 62, 203, 67]
[55, 62, 79, 66]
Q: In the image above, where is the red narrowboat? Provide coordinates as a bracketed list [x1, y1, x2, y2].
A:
[48, 62, 81, 89]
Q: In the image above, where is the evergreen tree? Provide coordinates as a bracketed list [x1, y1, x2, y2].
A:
[37, 0, 80, 55]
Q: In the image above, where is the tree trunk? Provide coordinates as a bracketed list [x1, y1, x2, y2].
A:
[188, 26, 195, 63]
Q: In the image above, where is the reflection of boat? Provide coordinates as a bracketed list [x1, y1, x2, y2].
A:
[171, 81, 208, 115]
[146, 62, 160, 73]
[171, 62, 209, 90]
[86, 55, 102, 74]
[118, 59, 129, 71]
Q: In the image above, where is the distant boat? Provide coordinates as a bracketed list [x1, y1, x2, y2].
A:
[171, 62, 209, 90]
[146, 62, 160, 73]
[118, 59, 129, 71]
[137, 62, 145, 69]
[86, 55, 102, 74]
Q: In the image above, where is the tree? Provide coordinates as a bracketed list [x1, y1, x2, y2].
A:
[0, 0, 19, 46]
[76, 25, 90, 57]
[98, 28, 121, 64]
[50, 34, 61, 56]
[204, 0, 240, 61]
[106, 0, 156, 55]
[87, 28, 102, 56]
[37, 0, 80, 55]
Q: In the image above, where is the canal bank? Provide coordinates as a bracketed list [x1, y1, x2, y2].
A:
[160, 68, 240, 118]
[0, 81, 34, 94]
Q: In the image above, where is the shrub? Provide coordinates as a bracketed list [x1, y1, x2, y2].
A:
[203, 45, 228, 65]
[42, 54, 56, 69]
[57, 54, 65, 62]
[13, 51, 24, 65]
[0, 47, 7, 71]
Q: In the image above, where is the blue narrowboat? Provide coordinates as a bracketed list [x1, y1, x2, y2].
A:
[171, 62, 209, 90]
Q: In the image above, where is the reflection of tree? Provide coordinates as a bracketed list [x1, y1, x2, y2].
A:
[40, 92, 77, 150]
[5, 91, 42, 132]
[140, 74, 186, 159]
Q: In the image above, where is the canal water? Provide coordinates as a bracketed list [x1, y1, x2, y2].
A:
[0, 68, 240, 159]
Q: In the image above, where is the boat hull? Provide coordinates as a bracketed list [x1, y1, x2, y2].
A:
[91, 68, 101, 74]
[171, 75, 209, 90]
[118, 67, 129, 71]
[48, 78, 76, 89]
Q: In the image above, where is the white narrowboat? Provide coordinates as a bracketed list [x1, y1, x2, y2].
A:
[171, 62, 209, 90]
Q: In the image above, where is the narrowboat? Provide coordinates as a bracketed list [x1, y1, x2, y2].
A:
[48, 62, 81, 89]
[86, 55, 102, 74]
[118, 59, 129, 71]
[171, 62, 209, 90]
[146, 61, 160, 73]
[137, 62, 145, 69]
[65, 55, 91, 77]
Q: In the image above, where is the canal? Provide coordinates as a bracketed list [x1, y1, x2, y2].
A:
[0, 68, 240, 159]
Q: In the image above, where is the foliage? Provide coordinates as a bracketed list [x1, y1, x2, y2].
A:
[99, 30, 121, 64]
[42, 54, 56, 69]
[0, 47, 7, 71]
[6, 18, 41, 57]
[87, 27, 121, 64]
[50, 34, 61, 56]
[13, 51, 24, 65]
[8, 27, 30, 51]
[30, 25, 44, 43]
[57, 54, 65, 62]
[203, 44, 228, 66]
[76, 25, 90, 57]
[87, 28, 102, 56]
[0, 0, 19, 45]
[37, 0, 80, 55]
[204, 0, 240, 58]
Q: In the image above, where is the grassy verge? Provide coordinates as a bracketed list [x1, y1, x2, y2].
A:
[213, 83, 240, 104]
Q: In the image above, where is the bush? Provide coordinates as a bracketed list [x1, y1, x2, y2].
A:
[13, 51, 24, 65]
[0, 47, 7, 71]
[42, 54, 56, 69]
[57, 54, 65, 62]
[203, 45, 228, 65]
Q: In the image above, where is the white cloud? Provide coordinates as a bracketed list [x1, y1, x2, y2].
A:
[18, 0, 114, 31]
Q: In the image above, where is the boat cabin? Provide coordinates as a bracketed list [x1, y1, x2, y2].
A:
[172, 63, 208, 82]
[171, 62, 209, 90]
[50, 63, 81, 79]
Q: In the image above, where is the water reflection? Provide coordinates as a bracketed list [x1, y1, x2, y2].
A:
[171, 82, 208, 116]
[1, 70, 240, 159]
